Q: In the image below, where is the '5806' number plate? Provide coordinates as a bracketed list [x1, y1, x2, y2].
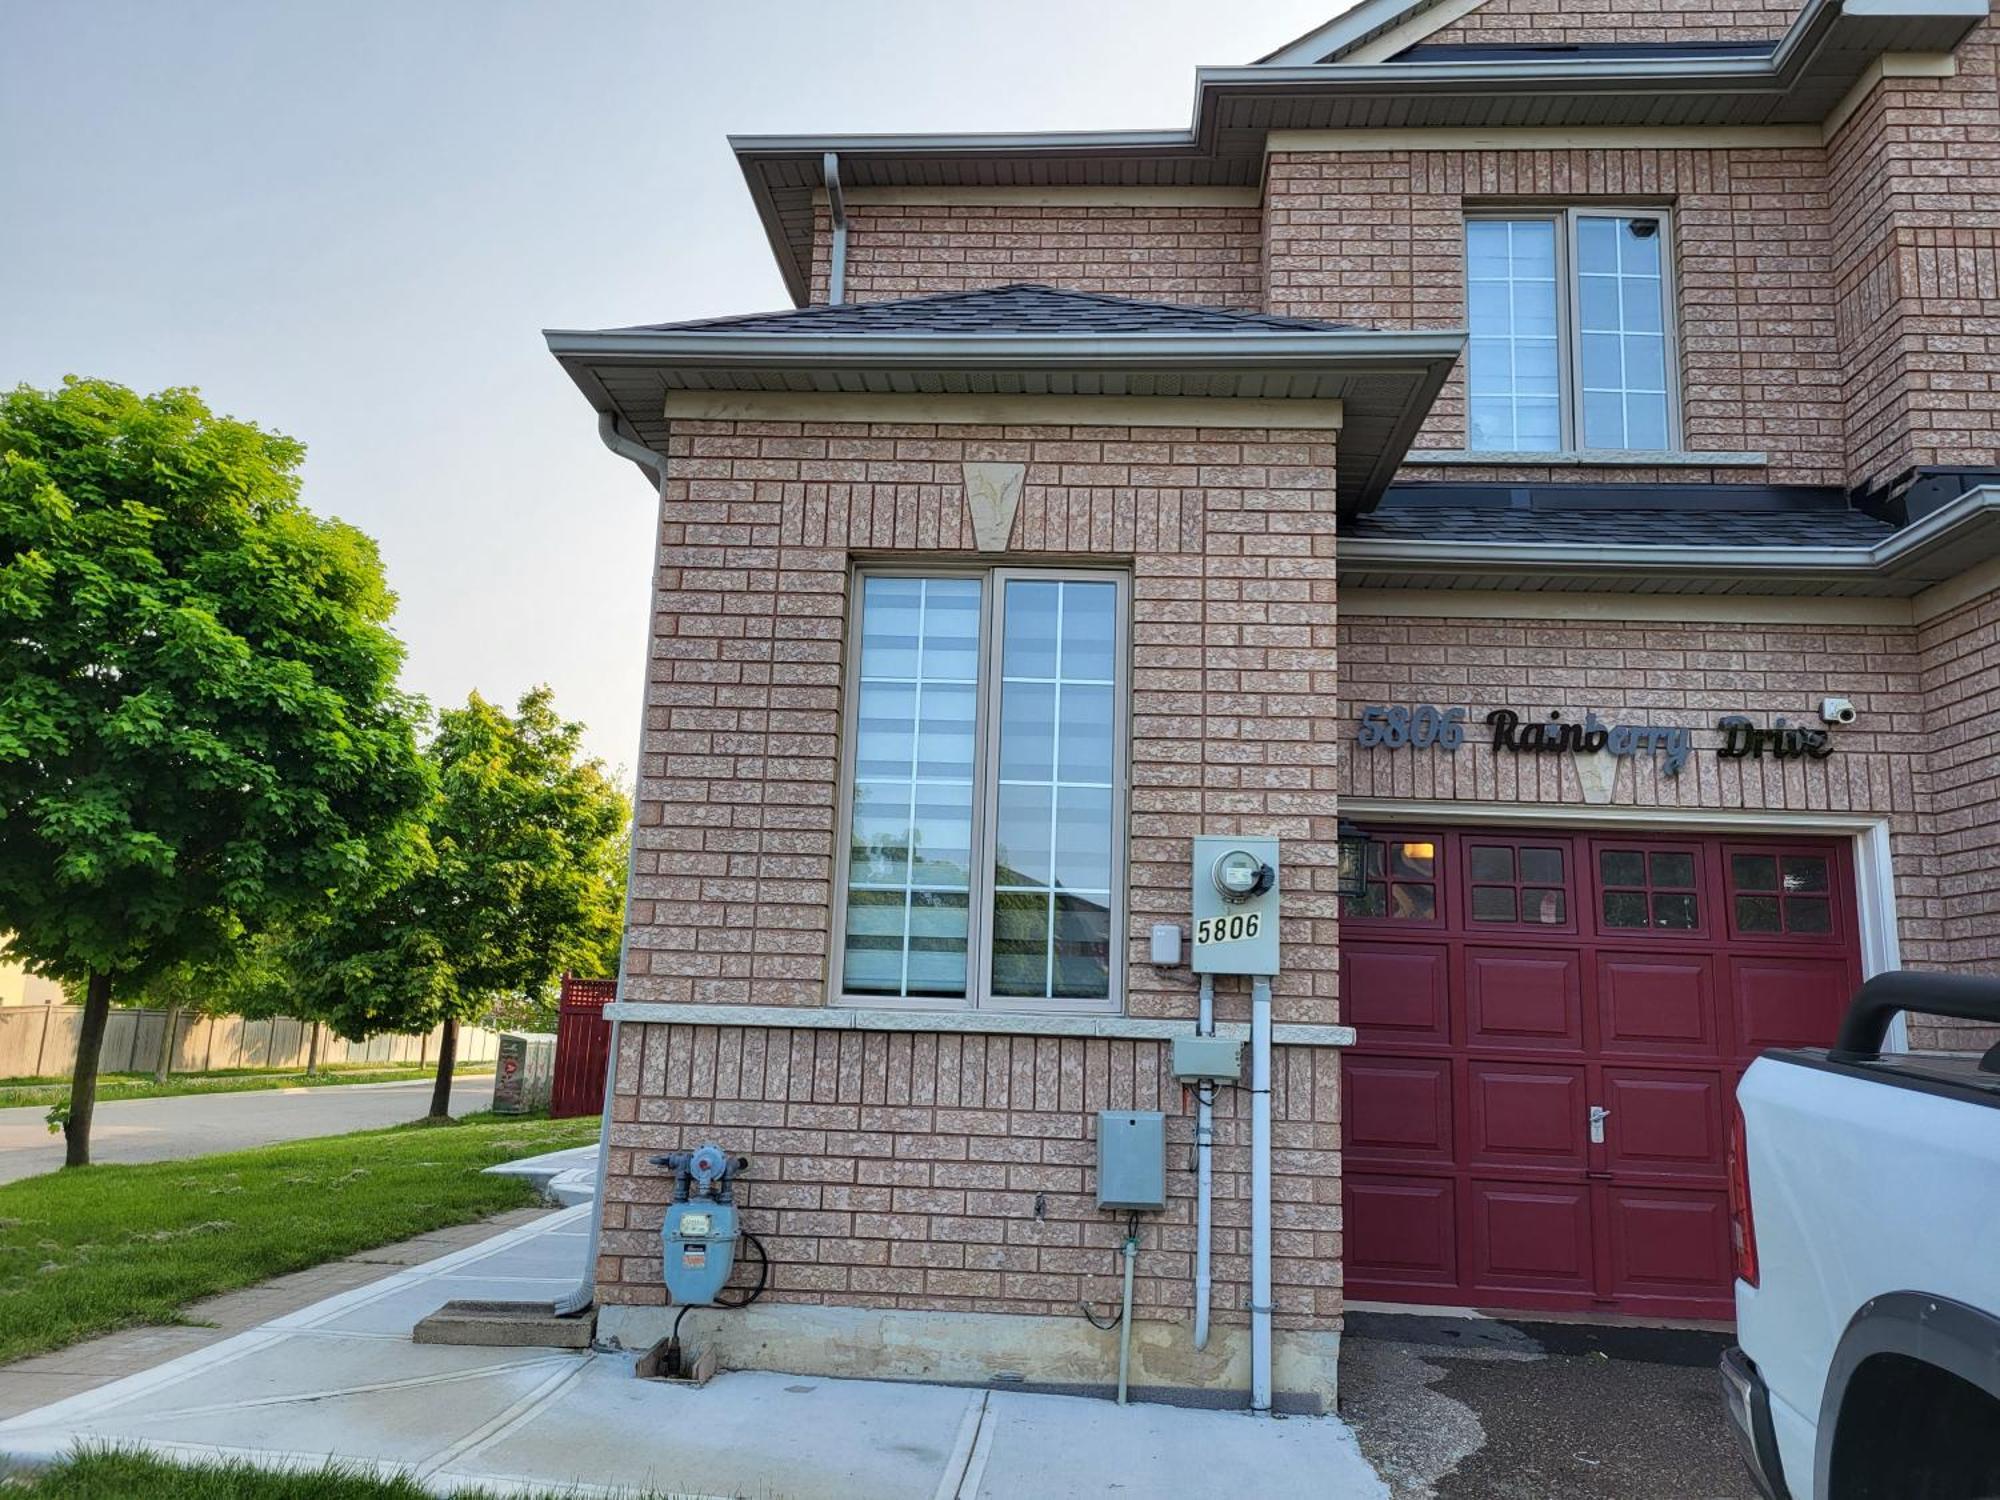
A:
[1195, 911, 1263, 945]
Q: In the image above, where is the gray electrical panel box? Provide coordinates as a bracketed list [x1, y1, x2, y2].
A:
[1171, 1034, 1244, 1085]
[1191, 834, 1280, 976]
[1096, 1110, 1166, 1211]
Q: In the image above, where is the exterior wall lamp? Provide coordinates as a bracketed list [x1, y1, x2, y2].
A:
[1335, 819, 1372, 901]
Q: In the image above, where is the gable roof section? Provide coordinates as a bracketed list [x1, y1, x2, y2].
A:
[735, 0, 1983, 303]
[615, 283, 1366, 337]
[546, 284, 1462, 510]
[1255, 0, 1477, 66]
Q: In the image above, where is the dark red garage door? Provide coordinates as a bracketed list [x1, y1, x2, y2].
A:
[1340, 827, 1862, 1319]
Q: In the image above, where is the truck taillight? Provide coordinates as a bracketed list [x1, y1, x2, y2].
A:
[1728, 1103, 1759, 1288]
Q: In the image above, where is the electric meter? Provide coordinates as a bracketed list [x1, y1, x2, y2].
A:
[1191, 834, 1280, 976]
[1212, 848, 1273, 902]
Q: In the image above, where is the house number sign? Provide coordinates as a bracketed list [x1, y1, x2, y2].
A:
[1356, 705, 1834, 778]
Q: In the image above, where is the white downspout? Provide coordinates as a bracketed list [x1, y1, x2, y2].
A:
[553, 412, 668, 1320]
[1193, 972, 1215, 1351]
[1250, 972, 1274, 1413]
[823, 151, 847, 306]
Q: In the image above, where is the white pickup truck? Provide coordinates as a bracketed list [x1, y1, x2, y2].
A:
[1723, 971, 2000, 1500]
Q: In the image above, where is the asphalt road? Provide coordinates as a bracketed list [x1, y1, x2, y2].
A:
[0, 1076, 496, 1184]
[1342, 1311, 1754, 1500]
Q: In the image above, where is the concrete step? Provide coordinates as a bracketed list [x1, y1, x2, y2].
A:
[412, 1300, 596, 1349]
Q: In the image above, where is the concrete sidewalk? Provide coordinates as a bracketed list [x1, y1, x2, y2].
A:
[0, 1203, 1387, 1499]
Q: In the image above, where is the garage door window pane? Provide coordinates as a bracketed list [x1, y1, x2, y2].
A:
[1472, 886, 1518, 922]
[1603, 890, 1649, 927]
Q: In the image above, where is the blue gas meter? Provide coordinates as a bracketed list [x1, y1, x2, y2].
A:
[650, 1144, 748, 1306]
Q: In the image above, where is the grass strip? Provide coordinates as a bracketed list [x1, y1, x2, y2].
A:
[3, 1447, 662, 1498]
[0, 1111, 596, 1363]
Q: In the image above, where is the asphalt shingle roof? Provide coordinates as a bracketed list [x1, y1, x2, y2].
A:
[620, 283, 1367, 337]
[1346, 505, 1900, 548]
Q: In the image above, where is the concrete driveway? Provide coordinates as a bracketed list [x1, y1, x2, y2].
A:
[0, 1204, 1389, 1499]
[0, 1076, 494, 1183]
[1340, 1310, 1753, 1499]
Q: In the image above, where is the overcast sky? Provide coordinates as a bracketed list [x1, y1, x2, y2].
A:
[1, 0, 1337, 771]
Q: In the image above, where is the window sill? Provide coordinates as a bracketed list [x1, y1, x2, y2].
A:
[603, 1000, 1356, 1048]
[1404, 449, 1769, 468]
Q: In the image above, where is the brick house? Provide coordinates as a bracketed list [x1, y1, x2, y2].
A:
[548, 0, 2000, 1411]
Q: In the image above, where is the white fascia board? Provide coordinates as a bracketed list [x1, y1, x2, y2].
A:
[1341, 486, 2000, 581]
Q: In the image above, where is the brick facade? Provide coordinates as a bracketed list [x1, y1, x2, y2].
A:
[808, 201, 1264, 309]
[1263, 145, 1847, 486]
[1423, 0, 1800, 47]
[1916, 581, 2000, 1049]
[597, 417, 1349, 1390]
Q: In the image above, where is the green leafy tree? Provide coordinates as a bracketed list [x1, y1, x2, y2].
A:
[0, 378, 430, 1165]
[293, 688, 629, 1117]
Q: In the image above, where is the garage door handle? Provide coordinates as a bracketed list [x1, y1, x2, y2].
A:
[1589, 1105, 1610, 1145]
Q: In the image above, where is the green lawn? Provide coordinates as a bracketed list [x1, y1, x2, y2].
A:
[0, 1112, 597, 1363]
[0, 1063, 495, 1112]
[3, 1449, 669, 1499]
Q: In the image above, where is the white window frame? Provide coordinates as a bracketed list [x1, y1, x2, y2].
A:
[828, 563, 1131, 1016]
[1462, 206, 1682, 455]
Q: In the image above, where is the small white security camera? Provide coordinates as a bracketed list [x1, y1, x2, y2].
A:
[1820, 697, 1857, 726]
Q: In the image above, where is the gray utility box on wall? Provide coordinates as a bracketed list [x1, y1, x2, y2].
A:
[1096, 1110, 1166, 1211]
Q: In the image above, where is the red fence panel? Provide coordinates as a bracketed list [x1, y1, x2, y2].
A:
[549, 974, 616, 1119]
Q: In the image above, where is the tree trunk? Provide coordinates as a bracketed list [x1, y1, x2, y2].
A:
[428, 1016, 458, 1119]
[154, 1005, 179, 1085]
[306, 1020, 321, 1078]
[64, 972, 114, 1168]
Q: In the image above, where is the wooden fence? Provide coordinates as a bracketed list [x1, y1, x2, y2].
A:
[0, 1005, 500, 1081]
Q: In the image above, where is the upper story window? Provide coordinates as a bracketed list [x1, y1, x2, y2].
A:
[836, 567, 1128, 1013]
[1464, 209, 1677, 454]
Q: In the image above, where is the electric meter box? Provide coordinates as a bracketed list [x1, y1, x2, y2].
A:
[1096, 1110, 1167, 1211]
[1191, 834, 1280, 976]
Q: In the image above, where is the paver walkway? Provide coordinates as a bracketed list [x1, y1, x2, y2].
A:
[0, 1203, 1388, 1499]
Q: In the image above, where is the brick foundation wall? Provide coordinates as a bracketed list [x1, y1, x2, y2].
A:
[596, 1023, 1339, 1333]
[598, 414, 1346, 1335]
[806, 201, 1264, 309]
[1263, 146, 1846, 487]
[1422, 0, 1800, 47]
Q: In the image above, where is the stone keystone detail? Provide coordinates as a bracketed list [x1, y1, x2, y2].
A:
[963, 462, 1026, 552]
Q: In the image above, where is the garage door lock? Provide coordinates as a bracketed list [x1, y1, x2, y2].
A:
[1589, 1105, 1610, 1145]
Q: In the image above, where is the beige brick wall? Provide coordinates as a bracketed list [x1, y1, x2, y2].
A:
[599, 415, 1346, 1330]
[807, 202, 1263, 309]
[1827, 18, 2000, 496]
[1263, 146, 1846, 486]
[1423, 0, 1800, 47]
[1916, 582, 2000, 1050]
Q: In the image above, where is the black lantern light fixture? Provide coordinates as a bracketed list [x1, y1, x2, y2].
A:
[1335, 819, 1372, 902]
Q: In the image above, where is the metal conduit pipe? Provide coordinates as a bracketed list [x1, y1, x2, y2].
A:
[553, 414, 669, 1321]
[1250, 972, 1274, 1413]
[1193, 972, 1215, 1352]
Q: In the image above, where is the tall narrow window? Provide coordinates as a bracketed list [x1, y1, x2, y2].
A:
[837, 569, 1127, 1011]
[1464, 209, 1676, 455]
